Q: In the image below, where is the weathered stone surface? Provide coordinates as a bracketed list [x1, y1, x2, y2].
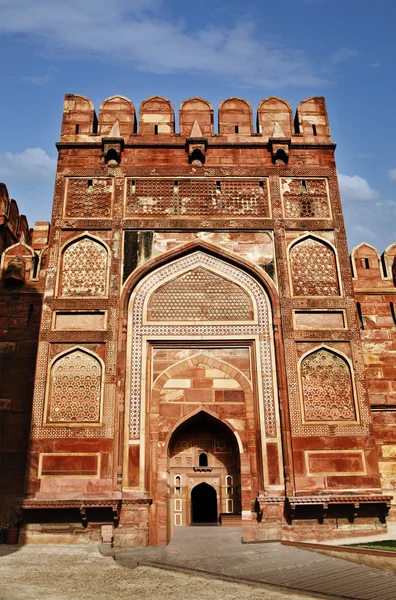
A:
[1, 93, 394, 547]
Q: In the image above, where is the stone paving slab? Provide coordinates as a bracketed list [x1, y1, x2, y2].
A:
[116, 526, 396, 600]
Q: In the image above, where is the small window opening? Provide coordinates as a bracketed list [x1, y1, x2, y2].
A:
[130, 180, 136, 194]
[301, 180, 307, 194]
[390, 302, 396, 326]
[364, 258, 370, 269]
[174, 475, 182, 495]
[199, 453, 208, 467]
[174, 180, 179, 194]
[226, 475, 233, 495]
[216, 181, 221, 194]
[356, 302, 365, 330]
[154, 124, 159, 135]
[274, 149, 287, 165]
[75, 124, 80, 134]
[259, 180, 265, 194]
[235, 125, 239, 134]
[87, 179, 93, 188]
[312, 124, 317, 136]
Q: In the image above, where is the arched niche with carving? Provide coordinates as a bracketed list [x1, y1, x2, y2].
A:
[218, 97, 253, 135]
[289, 235, 340, 296]
[179, 97, 214, 136]
[299, 347, 357, 422]
[59, 235, 108, 297]
[98, 95, 136, 137]
[45, 348, 103, 424]
[139, 96, 175, 135]
[257, 97, 293, 138]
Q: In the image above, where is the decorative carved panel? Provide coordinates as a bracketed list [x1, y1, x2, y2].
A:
[300, 349, 356, 421]
[65, 178, 113, 218]
[281, 178, 330, 218]
[60, 237, 108, 297]
[125, 178, 269, 217]
[147, 267, 253, 321]
[47, 350, 102, 423]
[290, 237, 339, 296]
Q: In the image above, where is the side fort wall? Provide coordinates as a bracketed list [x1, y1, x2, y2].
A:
[0, 93, 394, 547]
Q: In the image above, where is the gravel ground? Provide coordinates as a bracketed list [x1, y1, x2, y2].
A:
[0, 545, 320, 600]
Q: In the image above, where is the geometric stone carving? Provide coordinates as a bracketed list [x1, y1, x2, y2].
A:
[60, 237, 107, 297]
[147, 267, 253, 321]
[65, 178, 112, 218]
[47, 349, 102, 423]
[301, 348, 356, 421]
[282, 178, 330, 218]
[290, 237, 339, 296]
[125, 178, 269, 217]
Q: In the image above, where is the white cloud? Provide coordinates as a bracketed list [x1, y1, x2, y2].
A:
[0, 148, 56, 180]
[352, 224, 378, 240]
[329, 48, 359, 64]
[338, 173, 380, 202]
[0, 0, 325, 88]
[388, 168, 396, 182]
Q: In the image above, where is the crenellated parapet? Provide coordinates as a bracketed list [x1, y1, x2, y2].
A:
[0, 183, 50, 284]
[0, 183, 30, 254]
[351, 242, 396, 289]
[59, 93, 331, 144]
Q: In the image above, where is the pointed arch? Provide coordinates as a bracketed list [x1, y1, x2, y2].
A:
[298, 345, 357, 423]
[44, 346, 104, 425]
[153, 352, 252, 394]
[166, 407, 244, 455]
[125, 246, 280, 445]
[288, 233, 341, 296]
[57, 233, 109, 297]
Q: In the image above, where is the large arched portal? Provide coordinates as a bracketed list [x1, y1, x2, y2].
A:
[124, 249, 283, 545]
[169, 411, 240, 528]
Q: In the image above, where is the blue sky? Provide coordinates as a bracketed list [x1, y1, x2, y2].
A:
[0, 0, 395, 251]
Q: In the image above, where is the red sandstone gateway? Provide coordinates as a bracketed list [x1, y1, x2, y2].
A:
[0, 94, 394, 547]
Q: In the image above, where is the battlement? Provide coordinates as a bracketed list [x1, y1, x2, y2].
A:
[60, 94, 331, 143]
[351, 242, 396, 289]
[0, 183, 30, 252]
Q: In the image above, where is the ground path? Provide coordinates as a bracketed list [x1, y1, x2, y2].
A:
[116, 526, 396, 600]
[0, 543, 323, 600]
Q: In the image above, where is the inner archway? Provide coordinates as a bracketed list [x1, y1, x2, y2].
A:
[168, 411, 241, 529]
[191, 483, 217, 524]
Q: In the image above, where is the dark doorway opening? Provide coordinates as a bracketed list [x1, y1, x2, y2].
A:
[191, 482, 217, 524]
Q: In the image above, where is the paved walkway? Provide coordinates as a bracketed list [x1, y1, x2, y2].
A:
[116, 526, 396, 600]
